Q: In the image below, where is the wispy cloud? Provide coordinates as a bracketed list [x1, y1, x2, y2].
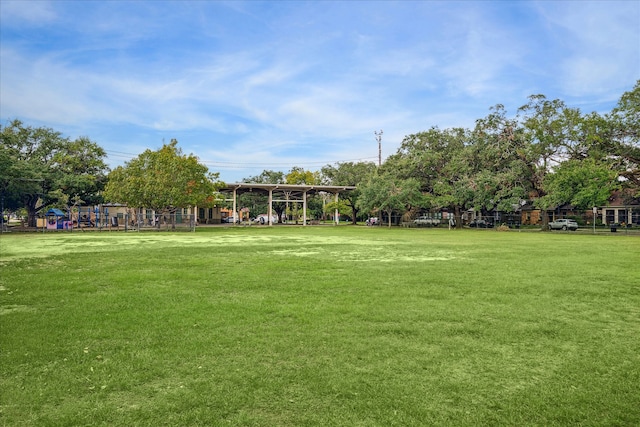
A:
[533, 1, 639, 99]
[0, 0, 57, 24]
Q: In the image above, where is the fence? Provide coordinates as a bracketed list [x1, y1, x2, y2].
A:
[123, 213, 197, 232]
[463, 213, 640, 235]
[49, 213, 197, 232]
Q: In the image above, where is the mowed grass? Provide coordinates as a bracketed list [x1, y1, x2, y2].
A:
[1, 227, 639, 426]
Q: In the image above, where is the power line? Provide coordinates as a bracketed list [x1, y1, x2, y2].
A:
[104, 150, 377, 168]
[199, 157, 378, 167]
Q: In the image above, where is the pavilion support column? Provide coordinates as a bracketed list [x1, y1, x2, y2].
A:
[334, 192, 339, 225]
[303, 190, 308, 226]
[268, 189, 273, 226]
[233, 188, 237, 224]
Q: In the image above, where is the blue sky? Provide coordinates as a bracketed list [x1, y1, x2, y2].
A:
[1, 1, 638, 183]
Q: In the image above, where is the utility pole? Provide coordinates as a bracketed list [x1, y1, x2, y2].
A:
[374, 130, 383, 167]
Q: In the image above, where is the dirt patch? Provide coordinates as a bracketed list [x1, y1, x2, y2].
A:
[0, 305, 35, 315]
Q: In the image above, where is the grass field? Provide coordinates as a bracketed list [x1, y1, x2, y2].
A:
[1, 227, 639, 426]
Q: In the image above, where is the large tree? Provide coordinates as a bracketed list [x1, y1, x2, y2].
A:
[320, 161, 376, 223]
[383, 127, 467, 192]
[541, 158, 620, 210]
[607, 80, 640, 197]
[382, 127, 471, 226]
[469, 105, 533, 214]
[0, 119, 108, 226]
[517, 96, 582, 228]
[0, 139, 23, 218]
[103, 140, 222, 223]
[357, 173, 423, 227]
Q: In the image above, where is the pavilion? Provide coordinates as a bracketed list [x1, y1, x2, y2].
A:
[219, 183, 356, 225]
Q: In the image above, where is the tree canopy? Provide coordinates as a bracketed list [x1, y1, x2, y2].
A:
[357, 172, 423, 227]
[0, 119, 108, 226]
[321, 161, 377, 223]
[103, 140, 222, 213]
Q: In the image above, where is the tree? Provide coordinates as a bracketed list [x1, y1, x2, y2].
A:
[240, 170, 286, 222]
[245, 170, 285, 185]
[541, 158, 620, 210]
[357, 173, 423, 227]
[103, 140, 222, 225]
[383, 127, 466, 192]
[284, 167, 322, 221]
[321, 161, 376, 223]
[518, 96, 581, 228]
[0, 119, 108, 227]
[608, 80, 640, 194]
[383, 127, 470, 225]
[0, 140, 23, 219]
[53, 136, 109, 206]
[285, 167, 320, 185]
[469, 105, 533, 214]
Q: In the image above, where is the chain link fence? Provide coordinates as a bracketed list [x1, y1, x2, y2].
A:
[54, 212, 197, 232]
[122, 213, 196, 232]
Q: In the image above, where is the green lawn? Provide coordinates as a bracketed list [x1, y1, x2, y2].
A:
[1, 227, 639, 426]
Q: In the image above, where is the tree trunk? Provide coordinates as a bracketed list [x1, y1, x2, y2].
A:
[351, 205, 358, 225]
[541, 209, 550, 231]
[455, 206, 463, 229]
[25, 196, 41, 228]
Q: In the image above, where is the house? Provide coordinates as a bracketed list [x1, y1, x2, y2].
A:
[599, 191, 640, 226]
[197, 206, 224, 224]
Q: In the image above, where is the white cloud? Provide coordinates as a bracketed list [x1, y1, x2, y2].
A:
[534, 1, 640, 97]
[0, 0, 57, 24]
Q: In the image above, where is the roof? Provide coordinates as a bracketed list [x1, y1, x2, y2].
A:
[45, 208, 66, 216]
[219, 183, 356, 196]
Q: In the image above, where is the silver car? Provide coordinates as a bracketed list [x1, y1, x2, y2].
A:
[548, 219, 578, 231]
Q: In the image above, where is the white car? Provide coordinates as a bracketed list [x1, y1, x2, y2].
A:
[254, 214, 279, 224]
[413, 216, 440, 226]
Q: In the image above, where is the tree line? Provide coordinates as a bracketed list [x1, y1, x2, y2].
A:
[1, 81, 638, 228]
[332, 82, 639, 226]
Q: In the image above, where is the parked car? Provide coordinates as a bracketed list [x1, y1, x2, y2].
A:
[469, 219, 493, 228]
[413, 216, 440, 226]
[548, 218, 578, 231]
[253, 214, 279, 224]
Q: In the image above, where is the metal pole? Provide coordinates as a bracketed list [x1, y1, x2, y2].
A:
[374, 130, 383, 167]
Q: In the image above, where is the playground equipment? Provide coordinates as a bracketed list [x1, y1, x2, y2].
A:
[45, 209, 72, 230]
